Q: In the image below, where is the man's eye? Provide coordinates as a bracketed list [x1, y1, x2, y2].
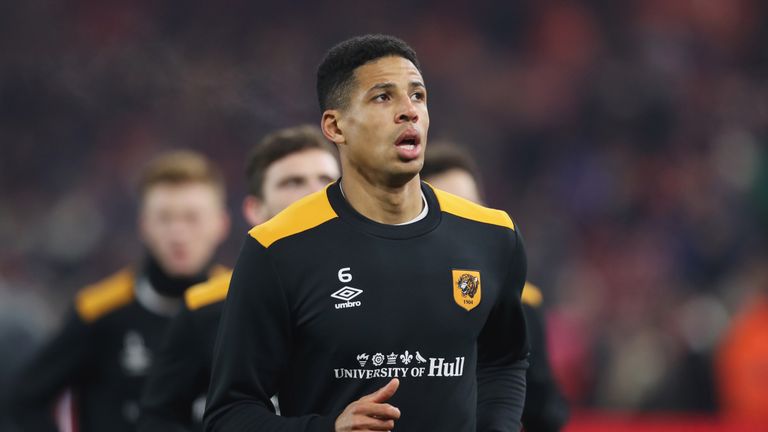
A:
[281, 178, 304, 187]
[411, 92, 425, 101]
[373, 94, 390, 102]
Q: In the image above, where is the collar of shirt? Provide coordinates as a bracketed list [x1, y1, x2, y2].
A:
[329, 180, 441, 240]
[338, 181, 429, 226]
[134, 277, 182, 317]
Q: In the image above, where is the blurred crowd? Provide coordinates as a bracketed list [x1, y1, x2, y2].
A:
[2, 0, 767, 416]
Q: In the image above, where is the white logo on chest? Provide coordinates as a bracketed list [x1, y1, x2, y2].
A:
[334, 350, 466, 379]
[332, 267, 363, 309]
[120, 330, 151, 376]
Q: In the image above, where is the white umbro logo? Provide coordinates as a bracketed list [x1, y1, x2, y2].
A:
[331, 286, 363, 301]
[333, 268, 363, 309]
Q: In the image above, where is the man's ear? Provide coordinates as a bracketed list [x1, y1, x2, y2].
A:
[321, 110, 345, 146]
[242, 195, 267, 226]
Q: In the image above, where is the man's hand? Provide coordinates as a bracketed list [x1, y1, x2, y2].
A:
[335, 378, 401, 431]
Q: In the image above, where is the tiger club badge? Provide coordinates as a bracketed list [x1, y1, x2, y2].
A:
[452, 270, 481, 311]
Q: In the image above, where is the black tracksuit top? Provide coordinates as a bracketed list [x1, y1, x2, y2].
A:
[139, 272, 232, 432]
[10, 267, 226, 432]
[204, 181, 529, 432]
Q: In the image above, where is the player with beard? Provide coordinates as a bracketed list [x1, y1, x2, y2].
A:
[204, 34, 529, 432]
[138, 125, 340, 431]
[10, 151, 230, 432]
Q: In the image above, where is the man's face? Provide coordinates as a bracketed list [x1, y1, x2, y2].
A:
[139, 182, 229, 277]
[245, 148, 340, 225]
[424, 169, 482, 204]
[330, 56, 429, 186]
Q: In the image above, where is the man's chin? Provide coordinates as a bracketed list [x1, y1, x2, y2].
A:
[386, 167, 422, 188]
[163, 262, 203, 278]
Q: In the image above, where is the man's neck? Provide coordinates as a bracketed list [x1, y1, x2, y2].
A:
[340, 172, 424, 225]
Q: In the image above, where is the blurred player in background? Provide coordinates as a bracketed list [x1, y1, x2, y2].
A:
[138, 125, 340, 431]
[422, 143, 570, 432]
[9, 151, 230, 432]
[205, 34, 529, 431]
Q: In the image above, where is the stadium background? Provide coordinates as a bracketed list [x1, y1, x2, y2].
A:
[1, 0, 767, 430]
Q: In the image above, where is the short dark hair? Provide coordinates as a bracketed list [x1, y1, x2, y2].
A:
[421, 143, 484, 199]
[316, 34, 421, 112]
[245, 125, 337, 197]
[421, 143, 481, 182]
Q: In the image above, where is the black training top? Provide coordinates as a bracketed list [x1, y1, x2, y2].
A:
[520, 283, 570, 431]
[139, 272, 232, 432]
[10, 265, 226, 432]
[141, 282, 564, 432]
[204, 181, 529, 432]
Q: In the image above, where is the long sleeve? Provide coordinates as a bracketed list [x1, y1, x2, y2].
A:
[476, 229, 529, 432]
[9, 308, 93, 432]
[203, 236, 336, 432]
[138, 305, 206, 432]
[521, 303, 569, 432]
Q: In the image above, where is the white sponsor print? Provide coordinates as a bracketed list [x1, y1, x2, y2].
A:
[372, 353, 385, 367]
[427, 357, 466, 377]
[356, 353, 369, 367]
[335, 350, 466, 380]
[334, 367, 414, 379]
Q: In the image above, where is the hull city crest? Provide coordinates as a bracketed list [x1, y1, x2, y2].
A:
[452, 269, 481, 311]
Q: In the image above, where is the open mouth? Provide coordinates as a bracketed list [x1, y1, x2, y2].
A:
[395, 129, 421, 150]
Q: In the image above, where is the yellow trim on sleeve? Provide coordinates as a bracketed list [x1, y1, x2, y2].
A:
[185, 271, 233, 311]
[249, 187, 338, 248]
[522, 282, 543, 307]
[75, 269, 135, 323]
[432, 187, 515, 230]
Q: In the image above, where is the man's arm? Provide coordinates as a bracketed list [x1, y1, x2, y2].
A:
[476, 229, 529, 432]
[9, 308, 92, 432]
[203, 236, 338, 432]
[139, 305, 207, 432]
[521, 303, 569, 432]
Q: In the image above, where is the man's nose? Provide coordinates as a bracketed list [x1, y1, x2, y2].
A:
[396, 97, 419, 124]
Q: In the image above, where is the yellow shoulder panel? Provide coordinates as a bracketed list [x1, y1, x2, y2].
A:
[522, 282, 543, 307]
[185, 271, 233, 311]
[249, 187, 338, 248]
[209, 264, 231, 278]
[75, 269, 135, 323]
[432, 187, 515, 230]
